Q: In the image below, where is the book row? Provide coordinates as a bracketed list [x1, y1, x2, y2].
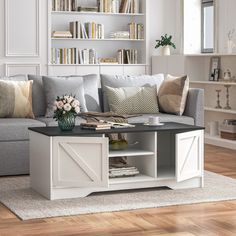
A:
[52, 21, 143, 40]
[129, 23, 144, 39]
[69, 21, 105, 39]
[52, 0, 140, 14]
[51, 48, 139, 65]
[117, 49, 138, 64]
[98, 0, 140, 14]
[52, 0, 76, 11]
[51, 48, 97, 65]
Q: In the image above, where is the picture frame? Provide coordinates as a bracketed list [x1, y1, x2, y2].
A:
[209, 57, 221, 81]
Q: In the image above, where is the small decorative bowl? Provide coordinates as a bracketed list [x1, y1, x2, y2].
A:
[109, 139, 128, 150]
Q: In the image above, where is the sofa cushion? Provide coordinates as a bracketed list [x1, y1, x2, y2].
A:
[101, 74, 164, 112]
[0, 80, 35, 118]
[0, 118, 46, 141]
[127, 113, 194, 125]
[82, 74, 101, 112]
[28, 75, 46, 117]
[105, 86, 159, 114]
[42, 76, 88, 117]
[36, 117, 86, 127]
[158, 75, 189, 115]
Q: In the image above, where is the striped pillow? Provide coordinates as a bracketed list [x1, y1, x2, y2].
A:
[105, 86, 159, 115]
[0, 80, 34, 118]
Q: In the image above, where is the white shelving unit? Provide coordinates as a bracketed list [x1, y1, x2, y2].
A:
[152, 54, 236, 150]
[48, 0, 149, 76]
[205, 133, 236, 150]
[190, 81, 236, 86]
[109, 174, 154, 184]
[109, 149, 154, 158]
[205, 107, 236, 115]
[52, 11, 145, 16]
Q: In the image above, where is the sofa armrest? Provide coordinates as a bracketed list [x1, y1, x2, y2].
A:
[183, 88, 204, 126]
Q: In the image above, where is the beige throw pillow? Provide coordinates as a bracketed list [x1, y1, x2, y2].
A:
[105, 86, 159, 115]
[0, 80, 35, 118]
[158, 75, 189, 115]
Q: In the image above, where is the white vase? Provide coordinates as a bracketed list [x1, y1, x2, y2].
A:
[227, 40, 236, 54]
[162, 46, 170, 56]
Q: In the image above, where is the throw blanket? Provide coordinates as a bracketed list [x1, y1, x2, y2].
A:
[79, 112, 139, 165]
[79, 112, 138, 141]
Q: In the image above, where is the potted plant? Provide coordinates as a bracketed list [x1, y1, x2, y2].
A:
[53, 95, 81, 131]
[155, 34, 176, 56]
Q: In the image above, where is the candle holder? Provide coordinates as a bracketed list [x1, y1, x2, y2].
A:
[224, 85, 232, 110]
[215, 89, 222, 109]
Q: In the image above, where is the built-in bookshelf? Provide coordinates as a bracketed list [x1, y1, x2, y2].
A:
[48, 0, 148, 75]
[152, 54, 236, 150]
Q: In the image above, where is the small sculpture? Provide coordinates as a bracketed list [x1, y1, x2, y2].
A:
[223, 69, 232, 81]
[215, 90, 222, 109]
[224, 85, 232, 110]
[227, 29, 236, 54]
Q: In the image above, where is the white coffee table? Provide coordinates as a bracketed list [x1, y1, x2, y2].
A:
[29, 122, 204, 200]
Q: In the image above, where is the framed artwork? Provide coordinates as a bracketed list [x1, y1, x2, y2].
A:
[209, 57, 221, 81]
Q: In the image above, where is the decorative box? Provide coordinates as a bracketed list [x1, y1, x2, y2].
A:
[220, 123, 236, 140]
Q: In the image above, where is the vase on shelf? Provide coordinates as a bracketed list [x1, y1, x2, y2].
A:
[58, 113, 76, 131]
[162, 46, 171, 56]
[227, 40, 236, 54]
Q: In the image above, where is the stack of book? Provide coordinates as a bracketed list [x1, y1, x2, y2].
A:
[117, 49, 138, 64]
[98, 0, 120, 13]
[52, 0, 76, 11]
[80, 122, 112, 130]
[77, 6, 99, 12]
[99, 57, 118, 64]
[120, 0, 140, 14]
[51, 48, 97, 65]
[110, 31, 130, 39]
[128, 23, 144, 39]
[69, 21, 105, 39]
[52, 31, 72, 38]
[109, 164, 140, 178]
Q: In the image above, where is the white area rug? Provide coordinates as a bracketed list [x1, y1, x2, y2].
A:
[1, 171, 236, 220]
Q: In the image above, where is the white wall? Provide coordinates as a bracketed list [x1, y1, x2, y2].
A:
[0, 0, 182, 76]
[217, 0, 236, 53]
[148, 0, 182, 60]
[0, 0, 48, 76]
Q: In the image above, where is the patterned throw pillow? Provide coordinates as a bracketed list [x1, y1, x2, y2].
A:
[158, 75, 189, 115]
[0, 80, 34, 118]
[105, 86, 159, 115]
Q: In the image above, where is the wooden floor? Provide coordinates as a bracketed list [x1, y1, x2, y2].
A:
[0, 145, 236, 236]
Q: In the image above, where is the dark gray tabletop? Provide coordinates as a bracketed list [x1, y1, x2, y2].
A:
[29, 122, 204, 137]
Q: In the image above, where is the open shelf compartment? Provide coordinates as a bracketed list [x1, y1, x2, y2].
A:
[109, 132, 157, 184]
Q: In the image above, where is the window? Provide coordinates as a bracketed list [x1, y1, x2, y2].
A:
[201, 0, 214, 53]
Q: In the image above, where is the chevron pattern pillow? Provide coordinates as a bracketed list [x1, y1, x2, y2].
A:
[105, 86, 159, 115]
[0, 80, 34, 118]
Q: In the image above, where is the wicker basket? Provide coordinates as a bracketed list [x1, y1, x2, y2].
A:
[220, 124, 236, 140]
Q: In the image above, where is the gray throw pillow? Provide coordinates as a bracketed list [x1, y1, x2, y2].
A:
[105, 86, 159, 115]
[28, 75, 46, 117]
[71, 74, 101, 112]
[101, 74, 164, 112]
[42, 76, 88, 118]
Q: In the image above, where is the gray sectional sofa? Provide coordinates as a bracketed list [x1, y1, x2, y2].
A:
[0, 74, 204, 176]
